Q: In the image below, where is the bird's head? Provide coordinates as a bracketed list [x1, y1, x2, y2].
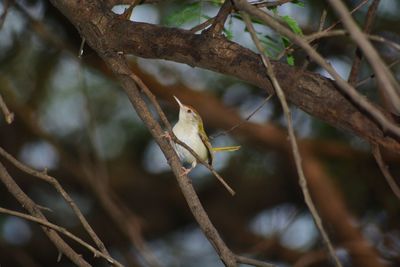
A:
[173, 96, 203, 127]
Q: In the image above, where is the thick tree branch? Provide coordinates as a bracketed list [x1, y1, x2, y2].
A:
[233, 0, 400, 146]
[48, 0, 399, 153]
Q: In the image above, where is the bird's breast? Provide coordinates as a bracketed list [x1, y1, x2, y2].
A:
[172, 123, 208, 164]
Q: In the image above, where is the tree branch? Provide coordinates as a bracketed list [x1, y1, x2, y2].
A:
[0, 207, 123, 267]
[0, 162, 91, 267]
[47, 0, 400, 153]
[348, 0, 380, 86]
[328, 0, 400, 115]
[0, 93, 14, 124]
[0, 146, 110, 258]
[233, 0, 400, 147]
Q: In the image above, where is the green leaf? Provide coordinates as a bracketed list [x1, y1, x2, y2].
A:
[286, 54, 295, 65]
[281, 37, 295, 65]
[166, 2, 201, 27]
[223, 28, 233, 40]
[292, 0, 305, 7]
[281, 15, 303, 36]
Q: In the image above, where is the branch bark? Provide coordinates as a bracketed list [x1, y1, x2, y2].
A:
[49, 2, 238, 266]
[49, 0, 399, 153]
[0, 162, 92, 267]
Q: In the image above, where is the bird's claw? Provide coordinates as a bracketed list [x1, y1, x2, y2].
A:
[161, 131, 172, 142]
[179, 166, 192, 177]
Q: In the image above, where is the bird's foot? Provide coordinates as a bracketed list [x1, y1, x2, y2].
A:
[179, 166, 193, 177]
[161, 131, 172, 142]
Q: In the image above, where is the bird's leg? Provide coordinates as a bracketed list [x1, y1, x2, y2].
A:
[179, 161, 197, 177]
[161, 131, 172, 142]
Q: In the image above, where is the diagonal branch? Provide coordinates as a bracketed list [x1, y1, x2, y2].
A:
[0, 146, 110, 258]
[372, 144, 400, 200]
[0, 206, 123, 267]
[0, 93, 14, 124]
[348, 0, 380, 86]
[0, 162, 92, 267]
[204, 0, 233, 37]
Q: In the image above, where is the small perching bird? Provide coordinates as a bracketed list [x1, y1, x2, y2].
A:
[171, 96, 240, 176]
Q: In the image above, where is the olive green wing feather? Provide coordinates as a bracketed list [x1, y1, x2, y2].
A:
[198, 120, 214, 166]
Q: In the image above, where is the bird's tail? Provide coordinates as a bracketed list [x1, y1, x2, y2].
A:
[212, 146, 241, 153]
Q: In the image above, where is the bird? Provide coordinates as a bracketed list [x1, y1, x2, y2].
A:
[171, 96, 240, 176]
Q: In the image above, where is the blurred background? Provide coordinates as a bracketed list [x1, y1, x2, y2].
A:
[0, 0, 399, 266]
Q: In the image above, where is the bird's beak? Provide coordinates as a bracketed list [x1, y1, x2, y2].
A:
[173, 95, 183, 108]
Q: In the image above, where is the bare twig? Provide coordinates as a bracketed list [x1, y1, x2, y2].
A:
[323, 0, 369, 32]
[235, 255, 275, 267]
[302, 9, 327, 70]
[240, 11, 342, 267]
[0, 93, 14, 124]
[0, 207, 123, 267]
[0, 162, 91, 267]
[204, 0, 233, 37]
[78, 38, 85, 58]
[348, 0, 380, 86]
[251, 0, 294, 8]
[372, 144, 400, 200]
[328, 0, 400, 115]
[0, 0, 11, 29]
[190, 17, 215, 33]
[211, 93, 274, 139]
[277, 0, 370, 60]
[234, 0, 400, 140]
[0, 146, 111, 257]
[357, 58, 400, 88]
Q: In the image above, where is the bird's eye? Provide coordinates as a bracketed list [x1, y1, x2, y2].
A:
[187, 109, 192, 113]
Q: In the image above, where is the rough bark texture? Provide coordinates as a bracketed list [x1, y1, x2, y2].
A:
[50, 0, 399, 153]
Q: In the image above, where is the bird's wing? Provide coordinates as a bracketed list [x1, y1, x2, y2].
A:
[198, 124, 213, 166]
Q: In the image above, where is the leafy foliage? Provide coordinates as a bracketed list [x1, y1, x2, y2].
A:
[165, 2, 201, 26]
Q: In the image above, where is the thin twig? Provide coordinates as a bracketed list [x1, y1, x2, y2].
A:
[78, 38, 85, 58]
[357, 58, 400, 88]
[0, 162, 91, 267]
[0, 93, 14, 124]
[0, 207, 123, 267]
[0, 0, 11, 29]
[348, 0, 380, 86]
[0, 146, 111, 257]
[251, 0, 293, 8]
[240, 11, 342, 267]
[277, 0, 370, 60]
[302, 9, 327, 70]
[328, 0, 400, 115]
[204, 0, 233, 37]
[211, 93, 274, 139]
[190, 17, 214, 33]
[235, 255, 275, 267]
[372, 144, 400, 200]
